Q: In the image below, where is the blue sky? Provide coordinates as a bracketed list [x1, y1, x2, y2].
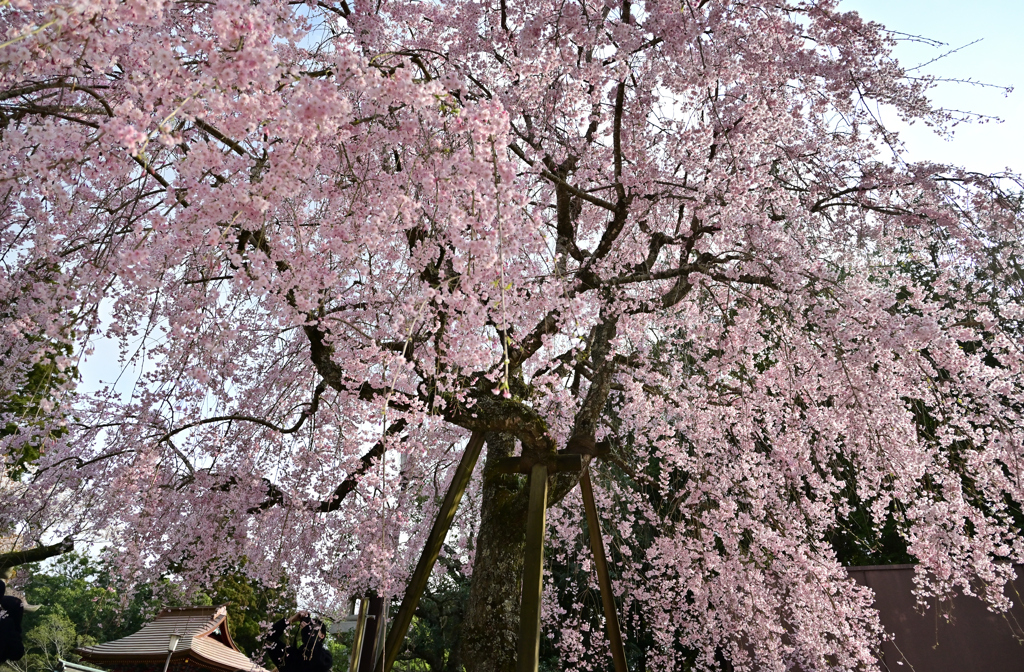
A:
[840, 0, 1024, 173]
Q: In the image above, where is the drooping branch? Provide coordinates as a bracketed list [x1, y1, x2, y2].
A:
[315, 419, 408, 513]
[194, 119, 249, 158]
[242, 419, 409, 514]
[157, 380, 328, 444]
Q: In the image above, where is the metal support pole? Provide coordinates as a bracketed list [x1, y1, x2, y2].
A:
[581, 468, 629, 672]
[161, 651, 175, 672]
[162, 633, 182, 672]
[516, 462, 549, 672]
[348, 598, 369, 672]
[381, 431, 486, 672]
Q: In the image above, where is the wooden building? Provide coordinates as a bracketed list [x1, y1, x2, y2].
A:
[77, 606, 269, 672]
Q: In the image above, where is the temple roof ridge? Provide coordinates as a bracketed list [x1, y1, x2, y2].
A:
[78, 605, 269, 672]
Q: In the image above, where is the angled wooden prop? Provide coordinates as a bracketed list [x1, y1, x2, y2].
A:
[347, 598, 369, 672]
[381, 437, 628, 672]
[581, 467, 629, 672]
[381, 430, 486, 672]
[358, 595, 386, 672]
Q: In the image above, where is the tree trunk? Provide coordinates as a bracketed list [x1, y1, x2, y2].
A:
[461, 432, 530, 672]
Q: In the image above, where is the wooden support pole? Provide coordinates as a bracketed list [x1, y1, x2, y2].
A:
[357, 595, 385, 672]
[580, 468, 629, 672]
[381, 430, 486, 672]
[517, 462, 549, 672]
[348, 598, 369, 672]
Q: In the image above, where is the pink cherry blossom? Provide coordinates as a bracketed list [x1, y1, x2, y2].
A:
[1, 1, 1023, 670]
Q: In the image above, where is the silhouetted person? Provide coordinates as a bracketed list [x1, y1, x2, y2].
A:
[266, 611, 332, 672]
[0, 568, 25, 665]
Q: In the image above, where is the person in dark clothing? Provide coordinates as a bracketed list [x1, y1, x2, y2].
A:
[0, 568, 26, 665]
[266, 611, 332, 672]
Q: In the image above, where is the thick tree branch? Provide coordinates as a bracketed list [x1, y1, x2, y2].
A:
[539, 168, 617, 212]
[194, 119, 249, 157]
[0, 536, 74, 570]
[244, 419, 409, 513]
[612, 79, 626, 184]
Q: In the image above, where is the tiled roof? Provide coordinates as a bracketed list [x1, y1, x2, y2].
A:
[78, 606, 269, 672]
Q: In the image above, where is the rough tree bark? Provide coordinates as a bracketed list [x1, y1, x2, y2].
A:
[461, 432, 530, 672]
[459, 322, 615, 671]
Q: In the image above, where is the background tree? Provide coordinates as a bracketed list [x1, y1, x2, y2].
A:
[3, 555, 293, 672]
[1, 0, 1023, 671]
[4, 608, 86, 672]
[397, 551, 471, 672]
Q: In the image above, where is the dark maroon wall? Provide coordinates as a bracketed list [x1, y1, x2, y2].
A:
[848, 564, 1024, 671]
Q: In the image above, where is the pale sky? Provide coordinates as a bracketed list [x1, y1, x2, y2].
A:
[840, 0, 1024, 173]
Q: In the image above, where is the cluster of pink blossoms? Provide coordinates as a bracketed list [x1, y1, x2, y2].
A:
[1, 0, 1023, 669]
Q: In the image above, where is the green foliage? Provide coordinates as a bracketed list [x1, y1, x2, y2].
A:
[1, 340, 77, 479]
[399, 557, 470, 672]
[324, 636, 351, 672]
[1, 554, 290, 672]
[2, 605, 94, 672]
[196, 569, 294, 656]
[1, 553, 158, 672]
[21, 554, 160, 646]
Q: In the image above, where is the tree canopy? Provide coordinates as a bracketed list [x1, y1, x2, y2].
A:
[1, 0, 1022, 670]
